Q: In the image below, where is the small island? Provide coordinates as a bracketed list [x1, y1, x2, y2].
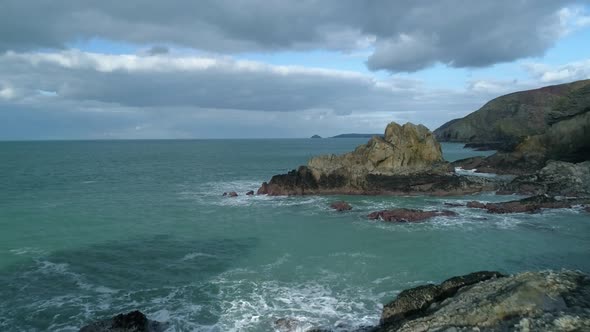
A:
[310, 134, 322, 139]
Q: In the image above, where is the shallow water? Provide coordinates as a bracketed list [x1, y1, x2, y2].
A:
[0, 139, 588, 331]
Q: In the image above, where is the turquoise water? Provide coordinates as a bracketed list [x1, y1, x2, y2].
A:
[0, 140, 589, 331]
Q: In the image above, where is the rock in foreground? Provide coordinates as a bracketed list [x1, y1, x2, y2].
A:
[367, 209, 457, 222]
[80, 311, 166, 332]
[373, 270, 590, 332]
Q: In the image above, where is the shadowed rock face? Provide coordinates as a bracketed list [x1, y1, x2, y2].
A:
[258, 122, 502, 196]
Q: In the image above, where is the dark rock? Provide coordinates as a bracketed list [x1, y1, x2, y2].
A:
[502, 160, 590, 197]
[311, 134, 322, 139]
[367, 208, 457, 222]
[79, 310, 167, 332]
[329, 201, 352, 211]
[379, 271, 505, 327]
[245, 190, 254, 196]
[443, 202, 464, 207]
[584, 206, 590, 213]
[466, 195, 577, 214]
[466, 201, 487, 209]
[227, 191, 238, 197]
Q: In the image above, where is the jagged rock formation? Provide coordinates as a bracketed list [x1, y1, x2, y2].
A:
[501, 160, 590, 197]
[258, 122, 500, 196]
[372, 270, 590, 332]
[434, 79, 590, 152]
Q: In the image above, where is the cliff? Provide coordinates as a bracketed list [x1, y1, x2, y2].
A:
[434, 79, 590, 152]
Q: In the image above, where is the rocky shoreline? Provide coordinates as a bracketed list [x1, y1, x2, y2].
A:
[80, 270, 590, 332]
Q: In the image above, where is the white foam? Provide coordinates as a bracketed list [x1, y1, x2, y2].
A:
[180, 252, 217, 261]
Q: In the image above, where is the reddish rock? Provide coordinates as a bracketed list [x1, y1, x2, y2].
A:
[329, 201, 353, 211]
[367, 208, 457, 222]
[246, 190, 254, 196]
[467, 195, 573, 214]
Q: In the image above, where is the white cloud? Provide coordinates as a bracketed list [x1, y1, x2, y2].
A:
[523, 59, 590, 83]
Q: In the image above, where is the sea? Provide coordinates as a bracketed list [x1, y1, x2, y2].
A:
[1, 139, 589, 331]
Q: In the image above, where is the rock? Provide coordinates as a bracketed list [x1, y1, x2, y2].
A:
[443, 202, 464, 207]
[329, 201, 352, 211]
[466, 195, 577, 214]
[503, 160, 590, 197]
[245, 190, 254, 196]
[224, 191, 238, 197]
[258, 122, 503, 196]
[273, 317, 300, 332]
[466, 201, 487, 209]
[374, 270, 590, 332]
[367, 208, 457, 222]
[79, 310, 167, 332]
[379, 271, 505, 327]
[585, 206, 590, 213]
[310, 134, 322, 139]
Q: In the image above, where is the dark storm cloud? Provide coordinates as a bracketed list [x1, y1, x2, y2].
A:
[0, 0, 574, 72]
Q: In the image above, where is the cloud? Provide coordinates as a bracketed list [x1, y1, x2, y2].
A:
[0, 50, 489, 139]
[0, 1, 579, 72]
[523, 59, 590, 83]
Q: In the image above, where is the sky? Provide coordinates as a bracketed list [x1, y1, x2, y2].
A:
[1, 1, 590, 140]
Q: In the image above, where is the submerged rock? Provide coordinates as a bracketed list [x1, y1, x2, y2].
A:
[329, 201, 352, 211]
[79, 310, 167, 332]
[373, 270, 590, 332]
[466, 195, 579, 214]
[245, 190, 255, 196]
[367, 208, 457, 222]
[223, 191, 238, 197]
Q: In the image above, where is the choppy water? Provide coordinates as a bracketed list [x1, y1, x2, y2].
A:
[0, 139, 588, 331]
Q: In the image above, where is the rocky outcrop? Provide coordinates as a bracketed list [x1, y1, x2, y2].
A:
[501, 160, 590, 197]
[367, 209, 457, 222]
[329, 201, 352, 211]
[258, 122, 502, 196]
[373, 270, 590, 332]
[434, 79, 590, 150]
[466, 195, 588, 214]
[245, 190, 255, 196]
[223, 191, 238, 197]
[378, 271, 505, 329]
[79, 311, 166, 332]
